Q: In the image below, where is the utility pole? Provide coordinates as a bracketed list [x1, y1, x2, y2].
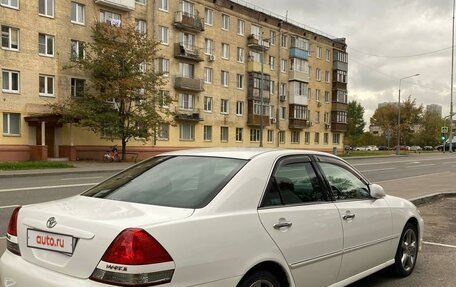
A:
[450, 0, 455, 152]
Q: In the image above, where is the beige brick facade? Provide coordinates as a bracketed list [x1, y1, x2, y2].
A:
[0, 0, 348, 161]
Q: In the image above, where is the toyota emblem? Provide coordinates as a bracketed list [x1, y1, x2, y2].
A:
[46, 217, 57, 228]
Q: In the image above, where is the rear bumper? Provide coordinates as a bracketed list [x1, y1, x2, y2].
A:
[1, 251, 241, 287]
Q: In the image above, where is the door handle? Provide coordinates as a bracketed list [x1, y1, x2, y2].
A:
[273, 221, 293, 229]
[342, 213, 356, 220]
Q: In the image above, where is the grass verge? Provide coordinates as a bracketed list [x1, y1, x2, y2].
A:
[0, 161, 74, 171]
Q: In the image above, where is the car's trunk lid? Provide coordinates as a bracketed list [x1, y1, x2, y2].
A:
[16, 195, 194, 279]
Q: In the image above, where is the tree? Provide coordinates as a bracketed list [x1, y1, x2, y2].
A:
[52, 23, 171, 160]
[413, 110, 445, 147]
[346, 100, 366, 146]
[370, 96, 423, 146]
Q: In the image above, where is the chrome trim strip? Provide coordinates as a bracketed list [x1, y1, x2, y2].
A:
[290, 236, 395, 269]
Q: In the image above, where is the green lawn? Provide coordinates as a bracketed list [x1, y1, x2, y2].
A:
[339, 150, 438, 157]
[0, 161, 74, 171]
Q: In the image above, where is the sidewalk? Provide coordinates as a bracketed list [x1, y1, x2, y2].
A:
[0, 161, 135, 178]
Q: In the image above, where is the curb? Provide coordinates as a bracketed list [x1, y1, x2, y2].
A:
[0, 168, 125, 179]
[410, 192, 456, 205]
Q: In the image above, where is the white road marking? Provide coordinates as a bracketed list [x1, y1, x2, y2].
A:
[0, 205, 20, 209]
[408, 164, 436, 168]
[424, 241, 456, 249]
[359, 168, 396, 172]
[60, 177, 104, 181]
[0, 183, 98, 193]
[377, 172, 449, 183]
[351, 161, 401, 166]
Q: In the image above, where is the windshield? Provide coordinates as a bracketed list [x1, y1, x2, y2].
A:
[83, 156, 247, 208]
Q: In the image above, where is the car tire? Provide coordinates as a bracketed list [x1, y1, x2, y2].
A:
[238, 270, 282, 287]
[391, 223, 419, 277]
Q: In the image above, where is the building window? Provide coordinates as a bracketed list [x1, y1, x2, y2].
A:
[39, 0, 53, 17]
[333, 133, 340, 144]
[270, 31, 276, 45]
[221, 14, 230, 30]
[205, 8, 213, 25]
[316, 89, 321, 102]
[158, 0, 168, 11]
[316, 68, 321, 81]
[316, 46, 322, 58]
[280, 82, 286, 97]
[305, 132, 310, 144]
[236, 127, 243, 142]
[269, 80, 275, 94]
[136, 19, 146, 34]
[100, 11, 121, 25]
[221, 99, 229, 114]
[280, 107, 286, 120]
[71, 78, 85, 97]
[221, 71, 229, 87]
[158, 90, 169, 108]
[1, 26, 19, 50]
[2, 70, 19, 93]
[280, 59, 286, 72]
[337, 90, 348, 103]
[70, 40, 85, 61]
[237, 19, 244, 35]
[314, 132, 320, 144]
[204, 67, 213, 84]
[39, 74, 54, 97]
[236, 101, 244, 115]
[325, 91, 330, 103]
[158, 26, 168, 44]
[179, 124, 194, 141]
[237, 47, 244, 63]
[157, 58, 169, 75]
[71, 2, 85, 24]
[280, 34, 287, 48]
[203, 125, 212, 141]
[204, 38, 213, 55]
[324, 112, 330, 124]
[326, 49, 331, 61]
[158, 123, 169, 140]
[291, 131, 300, 143]
[3, 112, 20, 136]
[135, 0, 145, 4]
[267, 130, 273, 143]
[236, 74, 244, 89]
[38, 33, 54, 56]
[269, 56, 275, 70]
[250, 129, 260, 142]
[279, 131, 285, 143]
[179, 94, 194, 110]
[337, 70, 347, 83]
[180, 0, 194, 16]
[324, 133, 329, 144]
[221, 43, 230, 59]
[293, 105, 308, 120]
[1, 0, 19, 9]
[325, 71, 330, 83]
[204, 96, 213, 112]
[179, 62, 194, 78]
[336, 111, 348, 123]
[315, 111, 320, 123]
[220, 126, 229, 142]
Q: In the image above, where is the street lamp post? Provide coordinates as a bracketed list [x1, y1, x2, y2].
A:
[449, 0, 455, 152]
[396, 74, 420, 155]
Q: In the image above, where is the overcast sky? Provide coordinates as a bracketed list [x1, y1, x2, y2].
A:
[246, 0, 455, 125]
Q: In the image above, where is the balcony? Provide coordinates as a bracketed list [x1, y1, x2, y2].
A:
[247, 114, 270, 127]
[247, 61, 262, 73]
[174, 43, 204, 62]
[174, 108, 203, 122]
[247, 88, 270, 102]
[174, 11, 204, 33]
[334, 60, 348, 72]
[289, 47, 309, 60]
[289, 70, 309, 82]
[94, 0, 135, 11]
[331, 122, 348, 132]
[288, 118, 307, 129]
[331, 102, 348, 112]
[247, 34, 270, 51]
[174, 76, 204, 92]
[333, 81, 347, 90]
[288, 93, 308, 106]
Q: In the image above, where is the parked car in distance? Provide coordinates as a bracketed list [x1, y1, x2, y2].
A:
[423, 146, 434, 151]
[0, 148, 424, 287]
[392, 145, 408, 151]
[354, 145, 378, 151]
[410, 146, 422, 151]
[378, 146, 389, 151]
[435, 143, 456, 152]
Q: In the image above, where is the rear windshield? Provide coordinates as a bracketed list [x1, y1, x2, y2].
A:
[83, 156, 247, 208]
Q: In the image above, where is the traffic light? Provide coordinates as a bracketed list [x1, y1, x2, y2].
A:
[441, 133, 447, 141]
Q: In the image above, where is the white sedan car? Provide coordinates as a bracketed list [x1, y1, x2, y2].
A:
[1, 148, 423, 287]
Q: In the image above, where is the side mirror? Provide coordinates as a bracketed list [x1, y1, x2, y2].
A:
[370, 183, 386, 199]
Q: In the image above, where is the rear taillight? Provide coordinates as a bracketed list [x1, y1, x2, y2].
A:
[6, 207, 21, 256]
[90, 228, 174, 286]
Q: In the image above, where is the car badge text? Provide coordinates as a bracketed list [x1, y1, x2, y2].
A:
[46, 217, 57, 228]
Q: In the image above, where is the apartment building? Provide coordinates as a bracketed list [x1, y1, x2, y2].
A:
[0, 0, 348, 161]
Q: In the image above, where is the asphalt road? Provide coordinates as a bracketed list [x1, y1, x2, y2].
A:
[0, 154, 455, 286]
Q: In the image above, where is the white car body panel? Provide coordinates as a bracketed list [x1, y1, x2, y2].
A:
[0, 149, 423, 287]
